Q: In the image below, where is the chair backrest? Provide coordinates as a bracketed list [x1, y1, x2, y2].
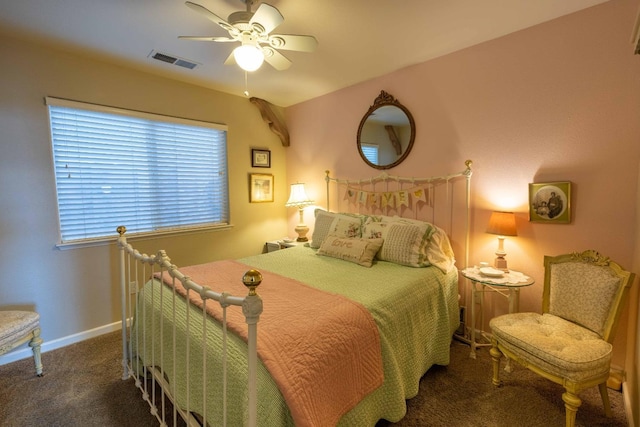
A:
[542, 249, 635, 342]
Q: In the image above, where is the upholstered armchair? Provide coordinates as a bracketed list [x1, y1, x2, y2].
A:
[0, 311, 43, 376]
[489, 250, 634, 427]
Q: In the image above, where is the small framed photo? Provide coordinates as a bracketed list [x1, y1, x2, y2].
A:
[529, 181, 571, 223]
[250, 173, 274, 203]
[251, 149, 271, 168]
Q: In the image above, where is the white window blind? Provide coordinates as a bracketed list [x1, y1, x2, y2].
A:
[361, 143, 379, 164]
[46, 97, 229, 245]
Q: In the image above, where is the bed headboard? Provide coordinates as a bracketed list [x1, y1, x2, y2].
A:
[324, 160, 473, 269]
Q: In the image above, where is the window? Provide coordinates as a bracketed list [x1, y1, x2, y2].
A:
[360, 143, 379, 164]
[46, 97, 229, 246]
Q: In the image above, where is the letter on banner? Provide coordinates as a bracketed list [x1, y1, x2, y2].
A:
[381, 192, 395, 209]
[357, 191, 368, 206]
[397, 190, 409, 208]
[368, 192, 379, 207]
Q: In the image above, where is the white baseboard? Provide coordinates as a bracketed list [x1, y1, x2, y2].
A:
[0, 320, 123, 367]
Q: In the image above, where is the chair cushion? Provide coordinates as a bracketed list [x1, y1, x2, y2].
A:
[0, 311, 40, 349]
[490, 312, 612, 382]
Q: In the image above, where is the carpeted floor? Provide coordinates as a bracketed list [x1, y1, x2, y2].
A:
[0, 331, 627, 426]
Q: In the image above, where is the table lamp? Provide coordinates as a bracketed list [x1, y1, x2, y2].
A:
[486, 211, 517, 271]
[285, 183, 314, 242]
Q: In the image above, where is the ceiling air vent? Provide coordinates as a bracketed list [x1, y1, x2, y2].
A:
[149, 50, 200, 70]
[174, 59, 198, 70]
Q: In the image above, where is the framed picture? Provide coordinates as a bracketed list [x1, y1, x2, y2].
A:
[529, 181, 571, 223]
[249, 173, 274, 203]
[251, 149, 271, 168]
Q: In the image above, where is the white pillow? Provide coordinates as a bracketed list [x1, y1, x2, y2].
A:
[317, 235, 384, 267]
[425, 226, 456, 273]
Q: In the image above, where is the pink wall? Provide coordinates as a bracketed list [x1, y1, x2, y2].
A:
[286, 0, 640, 368]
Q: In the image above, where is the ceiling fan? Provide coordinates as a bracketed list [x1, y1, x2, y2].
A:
[179, 0, 318, 72]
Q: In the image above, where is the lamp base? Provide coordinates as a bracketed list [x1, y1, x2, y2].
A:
[494, 256, 509, 272]
[294, 224, 309, 242]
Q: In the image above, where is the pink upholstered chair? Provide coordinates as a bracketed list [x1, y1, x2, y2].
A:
[489, 250, 634, 427]
[0, 311, 43, 376]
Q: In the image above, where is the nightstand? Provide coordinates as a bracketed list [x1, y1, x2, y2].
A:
[458, 267, 534, 359]
[265, 239, 306, 253]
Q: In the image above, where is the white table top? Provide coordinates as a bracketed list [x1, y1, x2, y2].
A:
[460, 267, 535, 287]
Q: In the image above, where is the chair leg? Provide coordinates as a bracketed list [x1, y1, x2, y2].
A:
[598, 382, 612, 417]
[29, 328, 43, 377]
[489, 345, 503, 386]
[562, 391, 581, 427]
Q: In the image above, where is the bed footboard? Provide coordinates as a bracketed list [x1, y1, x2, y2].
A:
[116, 226, 263, 427]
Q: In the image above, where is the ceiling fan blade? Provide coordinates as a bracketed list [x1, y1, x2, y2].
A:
[267, 34, 318, 52]
[249, 3, 283, 35]
[185, 1, 233, 31]
[178, 36, 236, 42]
[263, 47, 291, 71]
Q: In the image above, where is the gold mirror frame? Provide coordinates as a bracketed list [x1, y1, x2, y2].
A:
[357, 91, 416, 170]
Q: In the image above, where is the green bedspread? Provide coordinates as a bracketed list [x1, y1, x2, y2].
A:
[133, 245, 459, 426]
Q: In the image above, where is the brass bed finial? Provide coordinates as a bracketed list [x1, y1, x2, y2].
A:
[463, 160, 473, 177]
[242, 269, 263, 296]
[116, 226, 127, 236]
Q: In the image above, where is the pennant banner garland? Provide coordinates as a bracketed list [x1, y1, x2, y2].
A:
[344, 185, 431, 209]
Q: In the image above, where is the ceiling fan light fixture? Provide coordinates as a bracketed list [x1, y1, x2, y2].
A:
[233, 44, 264, 71]
[182, 1, 316, 72]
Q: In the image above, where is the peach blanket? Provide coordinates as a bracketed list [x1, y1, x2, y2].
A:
[157, 259, 383, 427]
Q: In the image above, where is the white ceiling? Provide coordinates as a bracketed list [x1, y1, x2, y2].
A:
[0, 0, 610, 107]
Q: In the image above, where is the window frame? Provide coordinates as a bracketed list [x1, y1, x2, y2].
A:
[45, 97, 231, 249]
[360, 142, 379, 164]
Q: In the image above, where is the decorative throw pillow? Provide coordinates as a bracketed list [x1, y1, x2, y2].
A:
[361, 220, 391, 240]
[317, 235, 384, 267]
[310, 210, 363, 249]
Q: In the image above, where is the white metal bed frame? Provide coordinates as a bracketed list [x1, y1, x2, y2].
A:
[116, 160, 472, 427]
[325, 159, 473, 269]
[117, 226, 263, 427]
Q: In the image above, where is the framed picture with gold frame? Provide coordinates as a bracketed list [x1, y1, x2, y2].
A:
[529, 181, 571, 223]
[249, 173, 274, 203]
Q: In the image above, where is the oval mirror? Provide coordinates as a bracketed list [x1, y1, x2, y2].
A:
[357, 91, 416, 170]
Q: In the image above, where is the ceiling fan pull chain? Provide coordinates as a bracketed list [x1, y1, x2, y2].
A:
[244, 71, 250, 97]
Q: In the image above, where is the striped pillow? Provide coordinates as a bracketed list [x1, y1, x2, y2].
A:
[362, 218, 435, 267]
